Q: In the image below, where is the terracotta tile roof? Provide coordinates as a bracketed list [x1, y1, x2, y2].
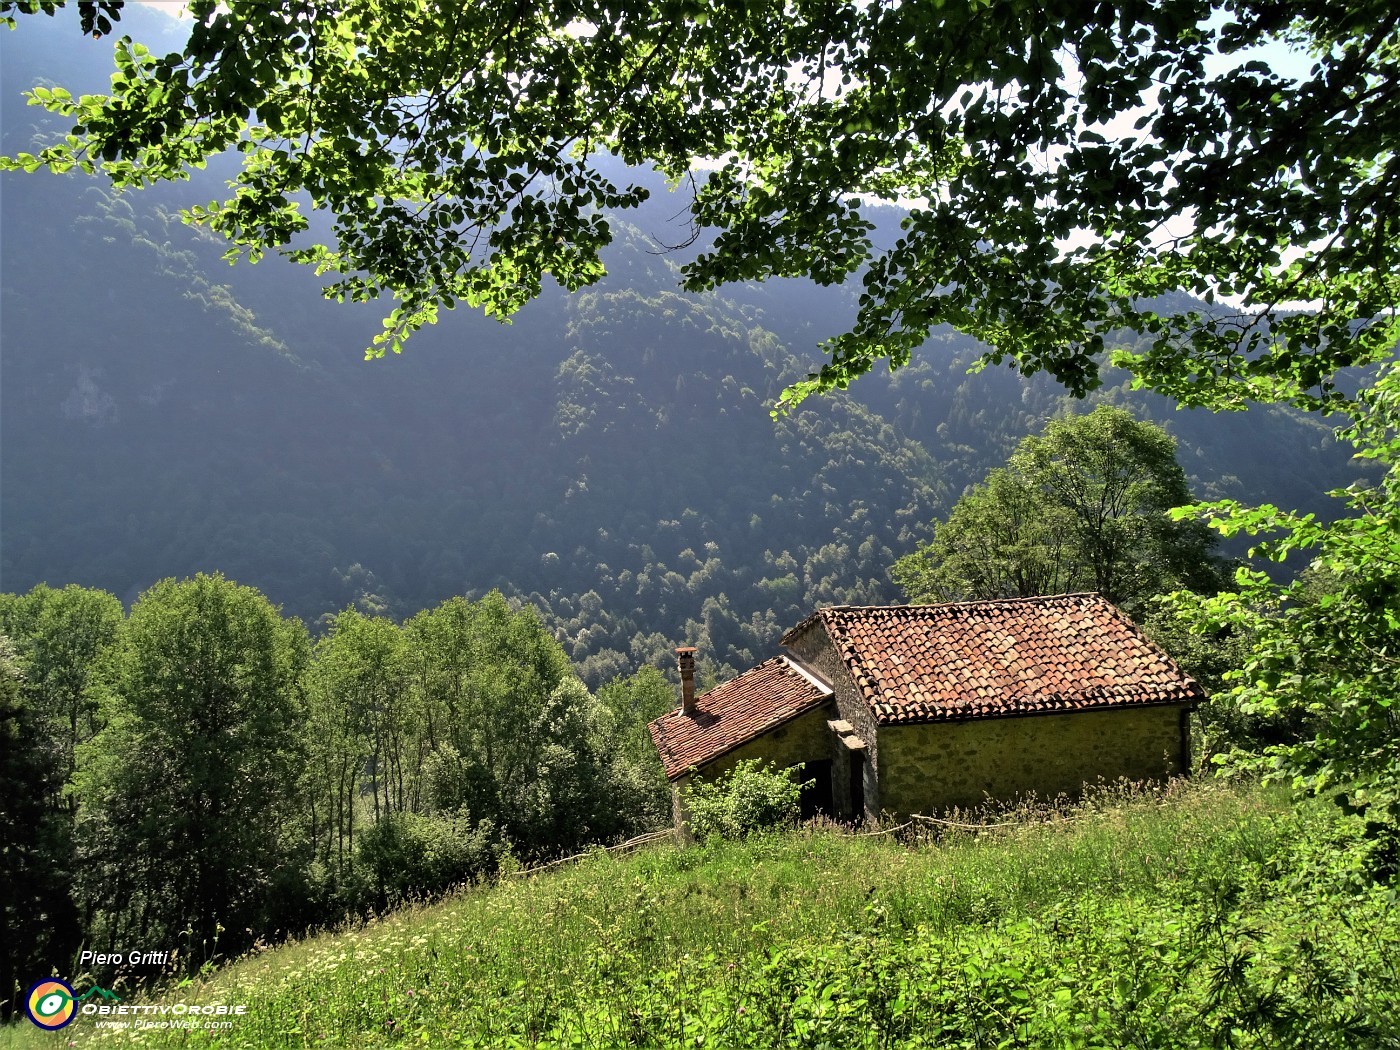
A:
[648, 657, 833, 780]
[781, 593, 1202, 725]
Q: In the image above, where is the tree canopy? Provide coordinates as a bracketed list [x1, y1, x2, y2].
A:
[890, 406, 1227, 616]
[0, 633, 81, 1015]
[4, 0, 1397, 410]
[1170, 363, 1400, 820]
[74, 573, 309, 949]
[0, 584, 123, 793]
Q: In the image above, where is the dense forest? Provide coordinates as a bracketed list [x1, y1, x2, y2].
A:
[0, 573, 682, 1015]
[0, 7, 1372, 687]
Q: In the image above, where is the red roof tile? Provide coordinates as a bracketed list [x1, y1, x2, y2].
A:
[648, 657, 832, 779]
[781, 594, 1202, 725]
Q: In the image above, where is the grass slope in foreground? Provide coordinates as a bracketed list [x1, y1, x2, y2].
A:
[8, 781, 1397, 1049]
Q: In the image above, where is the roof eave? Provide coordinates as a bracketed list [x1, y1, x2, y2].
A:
[656, 690, 836, 780]
[871, 690, 1202, 727]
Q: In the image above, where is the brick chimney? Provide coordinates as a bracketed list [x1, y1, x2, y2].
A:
[675, 646, 697, 715]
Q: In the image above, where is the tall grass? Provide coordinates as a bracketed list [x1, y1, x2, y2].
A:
[6, 779, 1395, 1048]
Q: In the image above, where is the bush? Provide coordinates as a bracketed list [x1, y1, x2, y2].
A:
[684, 759, 802, 841]
[356, 811, 498, 905]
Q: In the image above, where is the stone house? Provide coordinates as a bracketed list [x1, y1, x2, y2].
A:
[647, 593, 1203, 823]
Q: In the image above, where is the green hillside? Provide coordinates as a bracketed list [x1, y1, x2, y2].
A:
[3, 780, 1394, 1049]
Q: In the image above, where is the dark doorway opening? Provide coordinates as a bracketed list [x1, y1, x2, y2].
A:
[797, 759, 833, 819]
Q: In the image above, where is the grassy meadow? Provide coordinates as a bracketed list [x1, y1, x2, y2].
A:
[7, 779, 1396, 1049]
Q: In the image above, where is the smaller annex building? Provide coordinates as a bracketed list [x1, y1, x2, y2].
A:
[648, 594, 1203, 823]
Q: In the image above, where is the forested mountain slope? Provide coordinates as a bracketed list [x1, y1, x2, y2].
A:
[0, 6, 1369, 683]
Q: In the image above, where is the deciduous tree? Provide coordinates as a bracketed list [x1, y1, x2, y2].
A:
[892, 407, 1227, 617]
[0, 584, 123, 797]
[595, 664, 674, 823]
[1169, 363, 1400, 856]
[410, 592, 644, 857]
[0, 636, 80, 1019]
[302, 608, 408, 892]
[74, 574, 308, 952]
[3, 0, 1395, 410]
[889, 467, 1079, 606]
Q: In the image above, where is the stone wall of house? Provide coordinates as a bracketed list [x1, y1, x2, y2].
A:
[783, 623, 880, 820]
[670, 772, 692, 838]
[878, 704, 1189, 817]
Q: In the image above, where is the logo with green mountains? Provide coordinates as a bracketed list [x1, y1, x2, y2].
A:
[76, 986, 122, 1004]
